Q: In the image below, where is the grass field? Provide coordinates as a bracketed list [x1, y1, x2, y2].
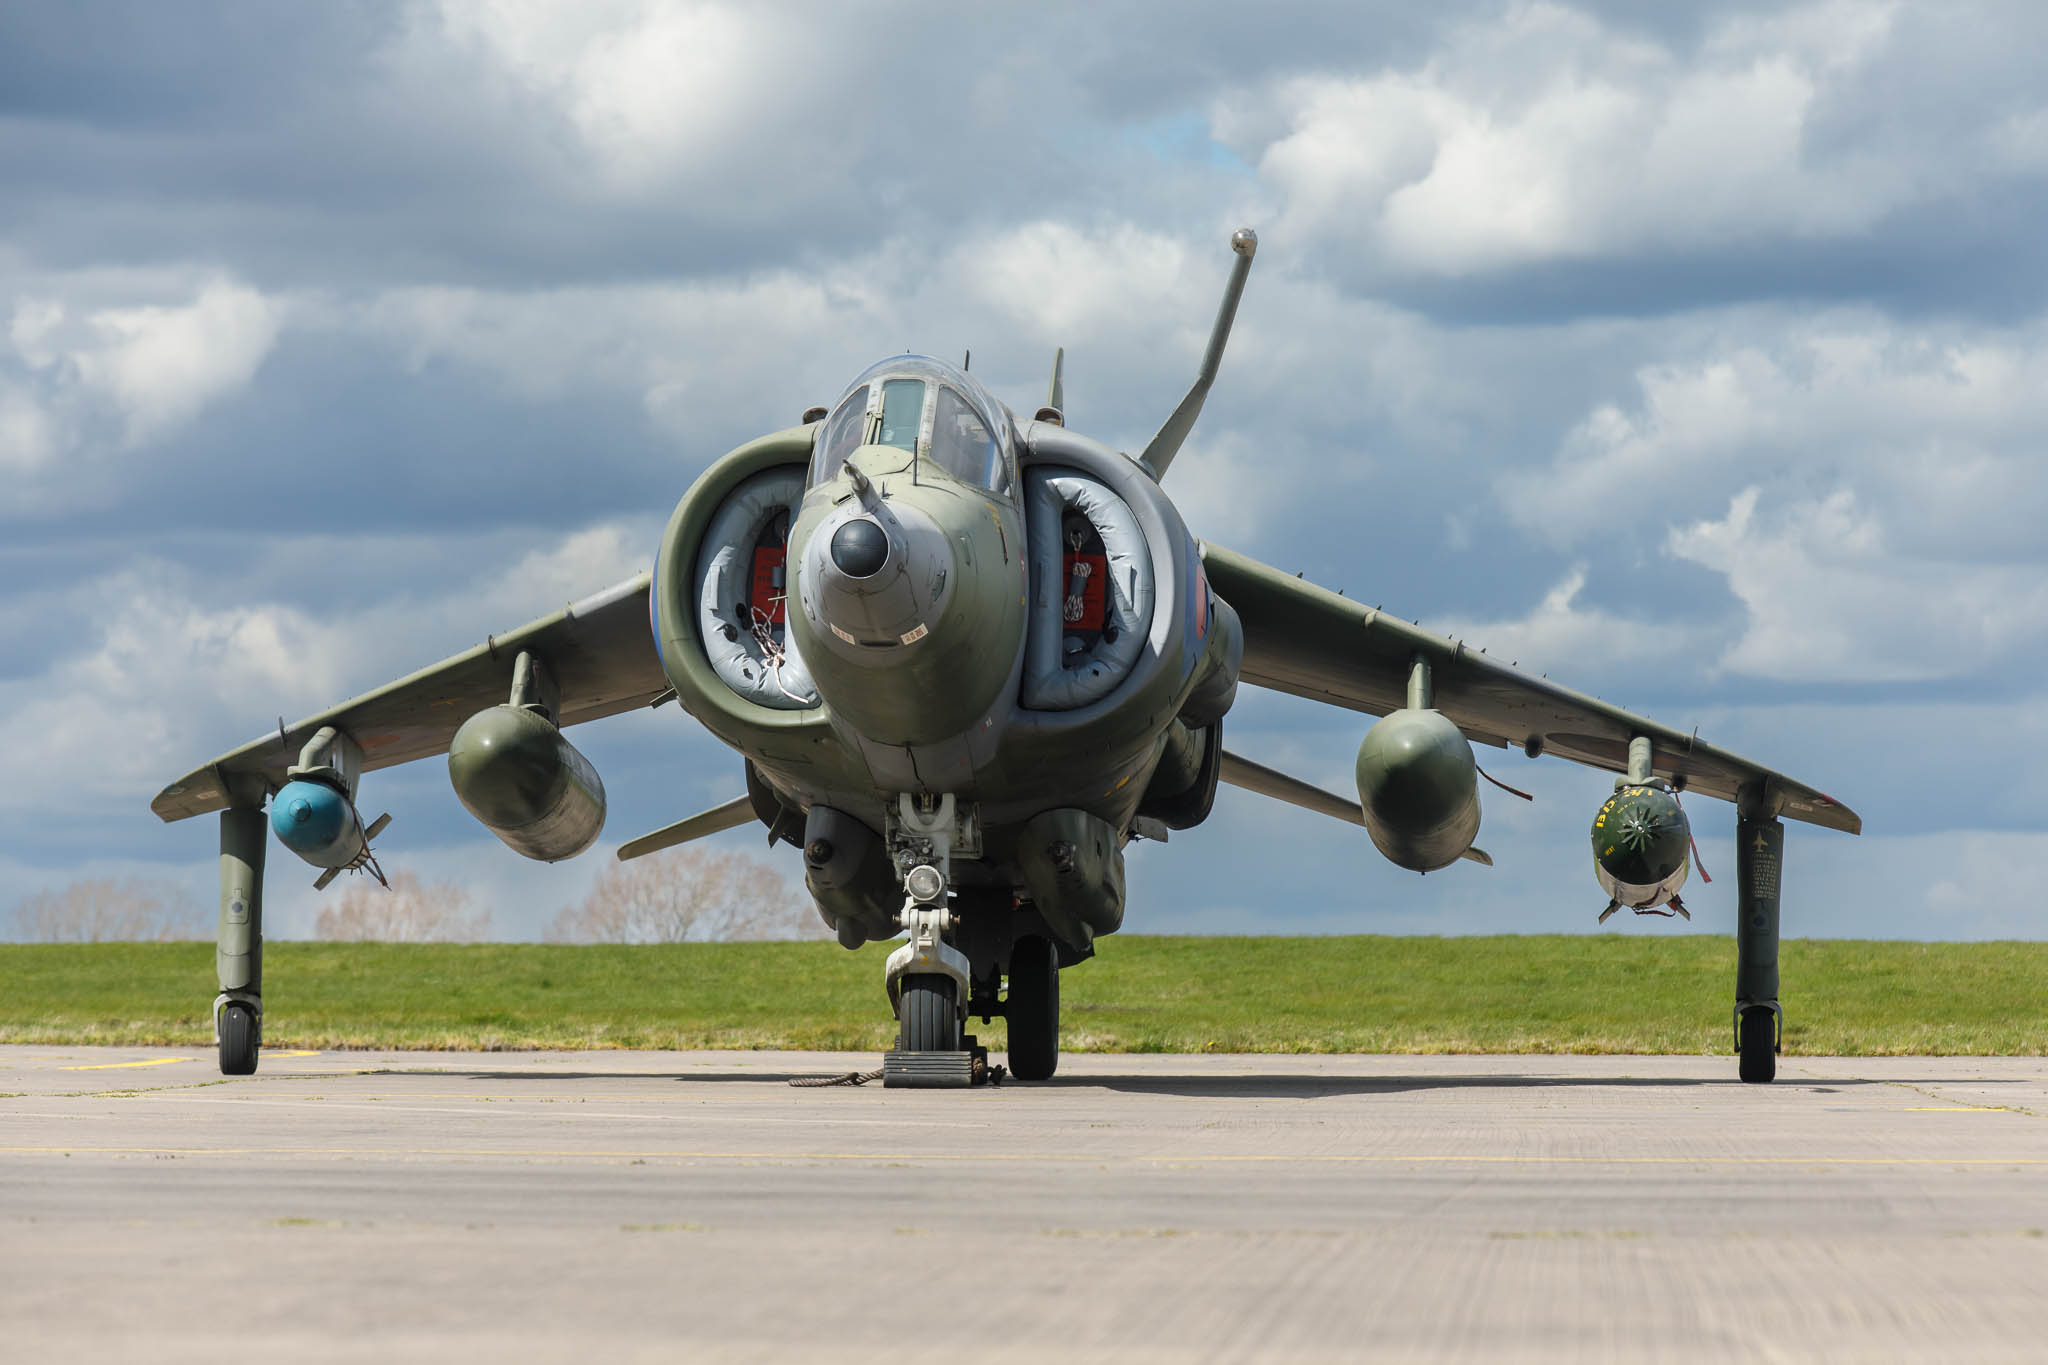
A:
[1, 936, 2043, 1055]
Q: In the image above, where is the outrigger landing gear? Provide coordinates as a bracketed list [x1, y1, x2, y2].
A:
[1004, 936, 1060, 1081]
[215, 804, 266, 1076]
[1734, 783, 1784, 1084]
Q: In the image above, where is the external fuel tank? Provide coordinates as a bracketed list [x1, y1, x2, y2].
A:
[447, 705, 606, 862]
[1354, 708, 1482, 873]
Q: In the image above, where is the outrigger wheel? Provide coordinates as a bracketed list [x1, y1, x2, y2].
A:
[1737, 1005, 1777, 1084]
[898, 975, 962, 1053]
[218, 1001, 258, 1076]
[1005, 935, 1060, 1081]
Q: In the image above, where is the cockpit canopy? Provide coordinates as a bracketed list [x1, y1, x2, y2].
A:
[809, 355, 1015, 496]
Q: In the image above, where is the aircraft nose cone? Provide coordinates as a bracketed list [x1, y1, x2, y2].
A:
[830, 519, 890, 578]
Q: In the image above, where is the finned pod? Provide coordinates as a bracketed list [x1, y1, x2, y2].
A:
[1592, 783, 1691, 908]
[271, 778, 365, 868]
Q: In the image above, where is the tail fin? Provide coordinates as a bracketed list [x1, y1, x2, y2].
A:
[1139, 227, 1257, 480]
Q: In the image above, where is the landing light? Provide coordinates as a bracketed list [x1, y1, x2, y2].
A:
[905, 864, 945, 904]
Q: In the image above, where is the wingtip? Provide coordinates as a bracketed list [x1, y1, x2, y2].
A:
[150, 773, 223, 823]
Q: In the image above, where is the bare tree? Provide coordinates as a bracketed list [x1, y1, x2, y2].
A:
[547, 845, 820, 943]
[6, 878, 192, 942]
[313, 870, 492, 942]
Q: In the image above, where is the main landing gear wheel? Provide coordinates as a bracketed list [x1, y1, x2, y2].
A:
[898, 975, 961, 1053]
[1737, 1005, 1777, 1084]
[1006, 935, 1060, 1081]
[218, 1002, 258, 1076]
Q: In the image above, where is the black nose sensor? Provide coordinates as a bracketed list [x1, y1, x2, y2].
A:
[830, 519, 889, 578]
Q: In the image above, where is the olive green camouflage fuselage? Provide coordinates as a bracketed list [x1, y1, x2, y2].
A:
[151, 227, 1861, 1086]
[650, 420, 1238, 941]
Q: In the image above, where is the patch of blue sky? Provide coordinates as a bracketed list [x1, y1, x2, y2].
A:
[1126, 110, 1256, 176]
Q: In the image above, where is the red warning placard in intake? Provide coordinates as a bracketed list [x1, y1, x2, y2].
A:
[1061, 552, 1108, 630]
[750, 547, 786, 624]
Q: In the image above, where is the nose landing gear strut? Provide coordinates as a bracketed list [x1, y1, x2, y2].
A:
[881, 794, 1000, 1087]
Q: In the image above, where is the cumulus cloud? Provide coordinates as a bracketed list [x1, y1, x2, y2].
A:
[1477, 307, 2048, 687]
[960, 222, 1196, 343]
[355, 219, 1244, 456]
[1215, 0, 2033, 280]
[1509, 316, 2048, 546]
[1, 275, 279, 472]
[364, 267, 846, 430]
[427, 0, 795, 189]
[1433, 565, 1717, 678]
[1666, 486, 2048, 683]
[468, 522, 649, 621]
[0, 521, 648, 820]
[0, 575, 346, 813]
[10, 1, 2048, 943]
[346, 215, 1359, 543]
[74, 282, 280, 446]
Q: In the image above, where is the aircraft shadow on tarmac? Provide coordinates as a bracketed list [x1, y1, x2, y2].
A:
[367, 1068, 822, 1084]
[358, 1067, 1912, 1099]
[1034, 1074, 1872, 1099]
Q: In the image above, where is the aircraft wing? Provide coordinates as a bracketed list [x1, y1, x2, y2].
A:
[150, 573, 669, 823]
[1200, 543, 1860, 834]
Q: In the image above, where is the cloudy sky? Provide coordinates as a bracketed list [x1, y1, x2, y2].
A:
[6, 0, 2047, 945]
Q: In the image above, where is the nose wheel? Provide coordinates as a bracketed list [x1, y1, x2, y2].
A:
[897, 975, 962, 1053]
[881, 865, 974, 1086]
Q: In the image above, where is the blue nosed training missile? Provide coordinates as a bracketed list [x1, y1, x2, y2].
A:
[270, 778, 364, 868]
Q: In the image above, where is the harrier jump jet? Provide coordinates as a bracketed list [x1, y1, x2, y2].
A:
[153, 229, 1858, 1085]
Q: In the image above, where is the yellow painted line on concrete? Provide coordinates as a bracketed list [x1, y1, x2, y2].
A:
[1, 1146, 2044, 1166]
[49, 1050, 320, 1073]
[1907, 1106, 2008, 1112]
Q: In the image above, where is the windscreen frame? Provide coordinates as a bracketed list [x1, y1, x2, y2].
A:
[804, 354, 1017, 497]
